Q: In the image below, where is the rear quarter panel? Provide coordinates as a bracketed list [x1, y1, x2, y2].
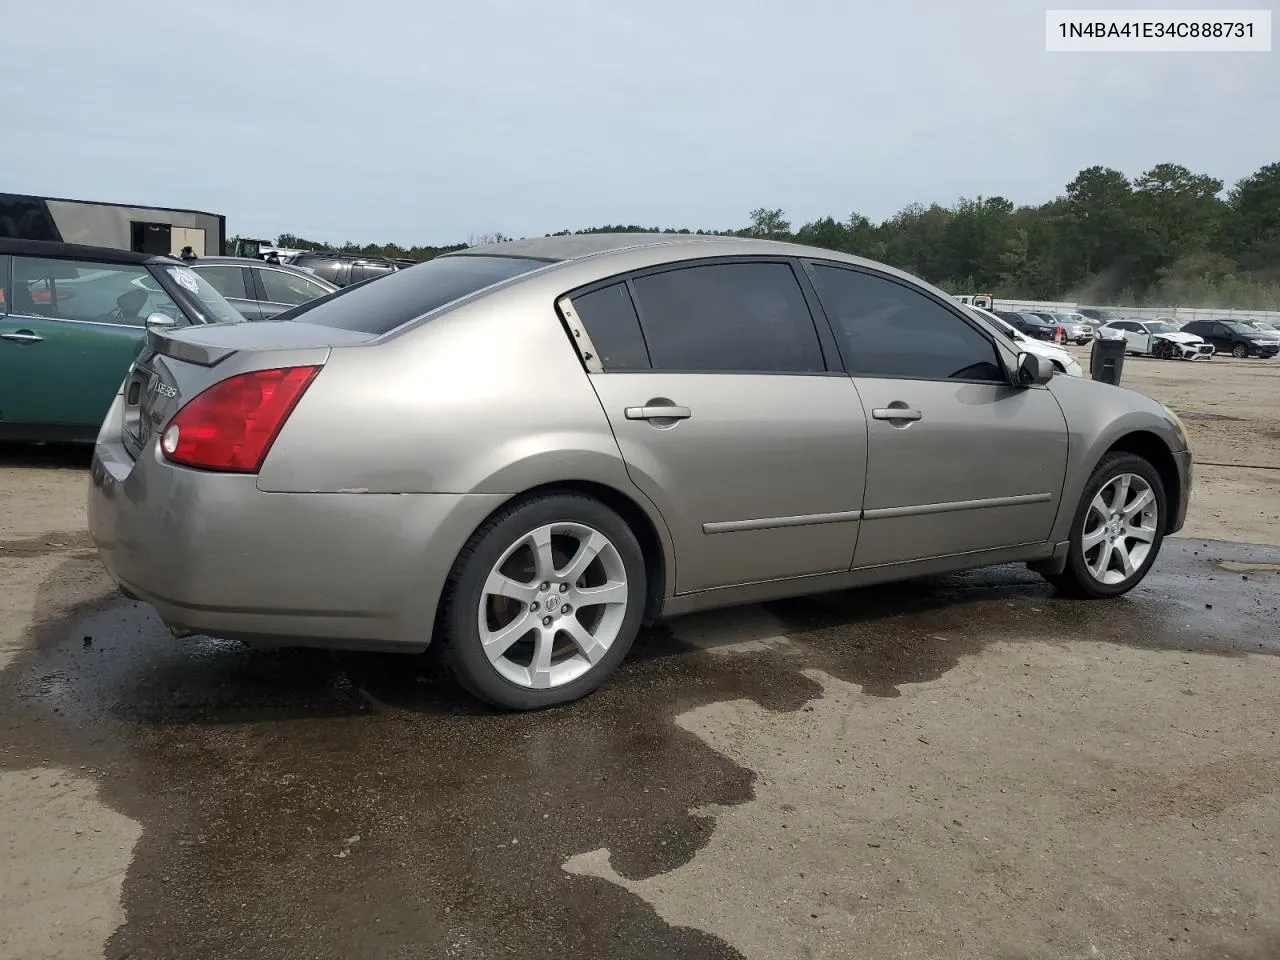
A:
[257, 280, 630, 497]
[257, 275, 681, 596]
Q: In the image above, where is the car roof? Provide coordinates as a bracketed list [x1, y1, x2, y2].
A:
[290, 251, 398, 263]
[0, 237, 170, 266]
[436, 232, 983, 311]
[443, 232, 742, 263]
[439, 232, 931, 280]
[191, 255, 308, 269]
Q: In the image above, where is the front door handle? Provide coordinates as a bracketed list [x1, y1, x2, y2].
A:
[625, 403, 691, 421]
[872, 406, 922, 422]
[0, 330, 44, 344]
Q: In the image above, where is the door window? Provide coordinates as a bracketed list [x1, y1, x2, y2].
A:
[570, 282, 650, 371]
[10, 256, 181, 327]
[809, 264, 1003, 382]
[627, 261, 825, 373]
[258, 268, 330, 305]
[193, 265, 250, 300]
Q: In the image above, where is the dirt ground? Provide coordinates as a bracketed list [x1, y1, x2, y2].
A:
[1, 356, 1278, 960]
[1063, 347, 1280, 545]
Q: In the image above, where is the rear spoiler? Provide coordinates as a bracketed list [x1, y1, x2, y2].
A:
[146, 328, 237, 367]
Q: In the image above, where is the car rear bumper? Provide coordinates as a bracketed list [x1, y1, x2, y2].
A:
[88, 424, 505, 652]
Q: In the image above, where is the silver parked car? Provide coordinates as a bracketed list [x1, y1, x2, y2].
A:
[89, 234, 1192, 709]
[186, 256, 339, 321]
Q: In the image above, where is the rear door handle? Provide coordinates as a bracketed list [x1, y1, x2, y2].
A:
[872, 406, 922, 422]
[0, 330, 43, 344]
[625, 404, 691, 421]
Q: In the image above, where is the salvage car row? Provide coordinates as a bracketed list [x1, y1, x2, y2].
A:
[1098, 317, 1280, 361]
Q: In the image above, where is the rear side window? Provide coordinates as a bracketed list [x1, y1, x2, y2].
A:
[810, 264, 1004, 382]
[289, 254, 548, 334]
[571, 283, 650, 370]
[628, 262, 825, 373]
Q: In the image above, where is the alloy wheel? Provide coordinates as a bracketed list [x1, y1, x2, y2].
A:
[1081, 473, 1159, 585]
[477, 522, 629, 690]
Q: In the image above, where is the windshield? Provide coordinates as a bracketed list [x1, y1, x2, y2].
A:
[1145, 321, 1178, 334]
[156, 263, 244, 324]
[1222, 320, 1256, 333]
[290, 254, 552, 335]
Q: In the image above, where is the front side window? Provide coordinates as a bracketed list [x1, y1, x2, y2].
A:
[258, 268, 329, 305]
[193, 264, 249, 300]
[10, 256, 181, 326]
[162, 264, 243, 324]
[810, 264, 1004, 382]
[628, 261, 825, 373]
[1145, 321, 1178, 334]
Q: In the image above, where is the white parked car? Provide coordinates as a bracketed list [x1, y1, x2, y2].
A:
[1099, 319, 1214, 361]
[967, 306, 1084, 376]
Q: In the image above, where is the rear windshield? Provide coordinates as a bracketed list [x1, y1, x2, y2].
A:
[284, 254, 550, 334]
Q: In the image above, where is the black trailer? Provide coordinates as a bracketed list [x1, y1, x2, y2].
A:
[0, 193, 226, 258]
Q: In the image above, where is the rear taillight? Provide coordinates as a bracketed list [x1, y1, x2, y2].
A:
[161, 365, 321, 472]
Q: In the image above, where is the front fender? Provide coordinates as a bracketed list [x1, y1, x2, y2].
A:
[1047, 376, 1187, 545]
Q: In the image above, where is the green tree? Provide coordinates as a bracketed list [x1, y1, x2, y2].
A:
[744, 208, 791, 240]
[1224, 162, 1280, 275]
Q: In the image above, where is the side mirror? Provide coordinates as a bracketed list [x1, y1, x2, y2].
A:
[1015, 351, 1053, 386]
[145, 313, 176, 331]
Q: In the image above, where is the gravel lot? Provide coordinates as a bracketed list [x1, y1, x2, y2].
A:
[1062, 346, 1280, 545]
[1, 354, 1277, 960]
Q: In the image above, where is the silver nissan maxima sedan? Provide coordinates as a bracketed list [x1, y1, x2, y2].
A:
[89, 233, 1192, 709]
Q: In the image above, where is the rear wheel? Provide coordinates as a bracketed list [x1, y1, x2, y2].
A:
[437, 494, 646, 710]
[1232, 343, 1249, 359]
[1041, 452, 1166, 599]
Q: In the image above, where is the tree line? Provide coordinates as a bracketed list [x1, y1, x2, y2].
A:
[245, 161, 1280, 308]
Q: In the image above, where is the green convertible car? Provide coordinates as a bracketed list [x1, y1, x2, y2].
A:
[0, 238, 245, 443]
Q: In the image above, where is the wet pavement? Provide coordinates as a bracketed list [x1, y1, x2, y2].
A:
[2, 536, 1278, 959]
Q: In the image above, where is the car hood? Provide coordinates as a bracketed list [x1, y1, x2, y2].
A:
[1151, 332, 1202, 344]
[1020, 339, 1071, 362]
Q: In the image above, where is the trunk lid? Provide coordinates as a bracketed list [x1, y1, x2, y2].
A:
[119, 321, 376, 459]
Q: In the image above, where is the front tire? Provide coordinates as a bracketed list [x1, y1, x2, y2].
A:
[1232, 343, 1249, 359]
[437, 493, 647, 710]
[1041, 452, 1166, 599]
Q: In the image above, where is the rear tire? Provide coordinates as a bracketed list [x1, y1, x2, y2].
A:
[1232, 343, 1249, 359]
[437, 493, 647, 710]
[1041, 452, 1167, 599]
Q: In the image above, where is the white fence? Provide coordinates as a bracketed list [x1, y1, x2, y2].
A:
[956, 293, 1280, 325]
[1077, 305, 1280, 325]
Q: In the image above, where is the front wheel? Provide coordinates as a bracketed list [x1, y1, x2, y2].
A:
[1232, 343, 1249, 359]
[1041, 452, 1167, 598]
[437, 493, 647, 710]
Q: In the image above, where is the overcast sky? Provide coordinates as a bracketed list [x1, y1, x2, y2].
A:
[5, 0, 1277, 246]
